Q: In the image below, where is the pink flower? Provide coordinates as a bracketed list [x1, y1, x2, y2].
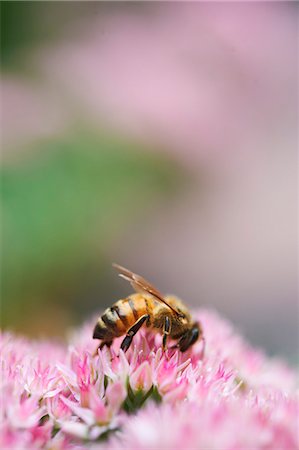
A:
[0, 310, 298, 449]
[106, 395, 299, 450]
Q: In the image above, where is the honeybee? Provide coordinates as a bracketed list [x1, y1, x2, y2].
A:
[93, 264, 204, 353]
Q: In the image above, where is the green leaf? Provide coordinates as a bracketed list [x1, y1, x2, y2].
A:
[122, 379, 162, 414]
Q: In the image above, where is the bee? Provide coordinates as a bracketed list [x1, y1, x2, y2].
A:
[93, 264, 204, 353]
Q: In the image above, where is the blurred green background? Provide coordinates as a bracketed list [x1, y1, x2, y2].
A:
[1, 2, 185, 335]
[2, 131, 183, 335]
[1, 2, 297, 361]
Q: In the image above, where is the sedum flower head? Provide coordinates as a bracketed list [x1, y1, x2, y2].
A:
[0, 310, 298, 449]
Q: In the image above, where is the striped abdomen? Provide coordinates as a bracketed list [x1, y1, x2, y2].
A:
[93, 293, 154, 341]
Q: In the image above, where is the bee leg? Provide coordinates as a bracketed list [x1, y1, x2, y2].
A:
[177, 323, 201, 352]
[93, 340, 113, 356]
[100, 340, 113, 350]
[121, 314, 149, 352]
[176, 331, 194, 353]
[162, 316, 171, 351]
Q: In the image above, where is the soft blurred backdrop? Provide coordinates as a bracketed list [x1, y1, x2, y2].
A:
[1, 2, 298, 362]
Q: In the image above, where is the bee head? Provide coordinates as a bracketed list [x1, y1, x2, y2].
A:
[175, 311, 189, 328]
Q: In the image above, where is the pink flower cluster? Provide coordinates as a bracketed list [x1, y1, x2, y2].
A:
[1, 310, 298, 449]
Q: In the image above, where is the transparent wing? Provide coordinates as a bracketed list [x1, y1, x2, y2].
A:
[113, 263, 182, 317]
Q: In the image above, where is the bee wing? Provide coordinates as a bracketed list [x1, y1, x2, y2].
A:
[113, 263, 182, 317]
[113, 264, 164, 298]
